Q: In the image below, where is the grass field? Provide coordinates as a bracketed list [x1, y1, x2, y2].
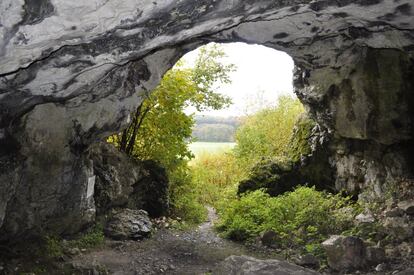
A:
[189, 142, 236, 159]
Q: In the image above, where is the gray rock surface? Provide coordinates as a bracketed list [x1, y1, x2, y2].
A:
[0, 0, 414, 240]
[396, 242, 414, 258]
[383, 216, 414, 242]
[366, 246, 386, 266]
[395, 269, 414, 275]
[398, 201, 414, 216]
[214, 255, 320, 275]
[322, 235, 367, 271]
[260, 230, 280, 248]
[384, 208, 405, 218]
[89, 142, 169, 217]
[294, 254, 320, 269]
[105, 208, 152, 240]
[355, 212, 375, 224]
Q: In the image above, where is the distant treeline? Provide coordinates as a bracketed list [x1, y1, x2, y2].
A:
[192, 115, 241, 142]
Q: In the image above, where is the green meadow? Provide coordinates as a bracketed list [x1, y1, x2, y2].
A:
[188, 142, 236, 159]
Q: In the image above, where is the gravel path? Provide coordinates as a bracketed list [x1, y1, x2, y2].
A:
[71, 207, 276, 275]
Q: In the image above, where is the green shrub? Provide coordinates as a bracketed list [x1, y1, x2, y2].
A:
[69, 223, 105, 249]
[217, 189, 270, 241]
[169, 161, 207, 225]
[44, 236, 64, 258]
[190, 151, 246, 208]
[41, 224, 105, 258]
[217, 187, 354, 251]
[234, 96, 304, 167]
[237, 158, 299, 196]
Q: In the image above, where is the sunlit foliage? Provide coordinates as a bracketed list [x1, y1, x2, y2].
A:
[234, 96, 304, 166]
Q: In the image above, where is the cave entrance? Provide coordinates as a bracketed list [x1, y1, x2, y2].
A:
[62, 40, 334, 274]
[121, 41, 337, 265]
[108, 41, 327, 221]
[176, 41, 333, 200]
[183, 42, 297, 159]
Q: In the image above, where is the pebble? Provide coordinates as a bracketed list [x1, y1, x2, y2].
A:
[355, 213, 375, 224]
[67, 247, 81, 255]
[398, 200, 414, 215]
[375, 263, 387, 272]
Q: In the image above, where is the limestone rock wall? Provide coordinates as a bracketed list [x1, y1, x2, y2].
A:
[0, 0, 413, 239]
[315, 49, 414, 199]
[89, 142, 169, 218]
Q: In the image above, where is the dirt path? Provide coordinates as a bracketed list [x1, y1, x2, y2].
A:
[71, 207, 276, 275]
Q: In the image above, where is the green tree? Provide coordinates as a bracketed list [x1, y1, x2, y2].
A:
[109, 43, 235, 222]
[110, 44, 234, 167]
[192, 123, 236, 142]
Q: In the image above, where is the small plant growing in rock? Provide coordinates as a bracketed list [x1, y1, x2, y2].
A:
[44, 235, 65, 258]
[40, 223, 105, 259]
[69, 223, 105, 249]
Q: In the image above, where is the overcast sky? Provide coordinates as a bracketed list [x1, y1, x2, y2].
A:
[183, 42, 295, 117]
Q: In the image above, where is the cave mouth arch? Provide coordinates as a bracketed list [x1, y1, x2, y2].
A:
[0, 0, 413, 242]
[102, 41, 314, 220]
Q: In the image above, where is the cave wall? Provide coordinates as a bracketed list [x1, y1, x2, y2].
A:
[330, 49, 414, 199]
[0, 0, 413, 240]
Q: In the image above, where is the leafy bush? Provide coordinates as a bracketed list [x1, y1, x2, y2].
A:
[234, 96, 304, 167]
[69, 223, 105, 249]
[44, 236, 64, 258]
[171, 150, 245, 224]
[237, 158, 299, 196]
[216, 187, 354, 251]
[234, 101, 335, 196]
[190, 151, 246, 208]
[42, 224, 105, 258]
[168, 161, 207, 225]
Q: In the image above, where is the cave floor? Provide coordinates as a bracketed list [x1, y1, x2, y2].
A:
[2, 208, 413, 274]
[71, 207, 278, 274]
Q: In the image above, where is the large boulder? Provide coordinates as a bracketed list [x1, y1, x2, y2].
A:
[213, 255, 320, 275]
[322, 235, 385, 271]
[322, 235, 366, 271]
[129, 160, 169, 218]
[89, 142, 141, 215]
[89, 142, 169, 217]
[104, 208, 152, 240]
[383, 216, 414, 242]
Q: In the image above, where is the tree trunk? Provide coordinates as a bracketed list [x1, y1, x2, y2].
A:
[125, 105, 151, 155]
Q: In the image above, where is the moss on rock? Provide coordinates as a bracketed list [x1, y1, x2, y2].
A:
[238, 115, 334, 196]
[286, 114, 316, 162]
